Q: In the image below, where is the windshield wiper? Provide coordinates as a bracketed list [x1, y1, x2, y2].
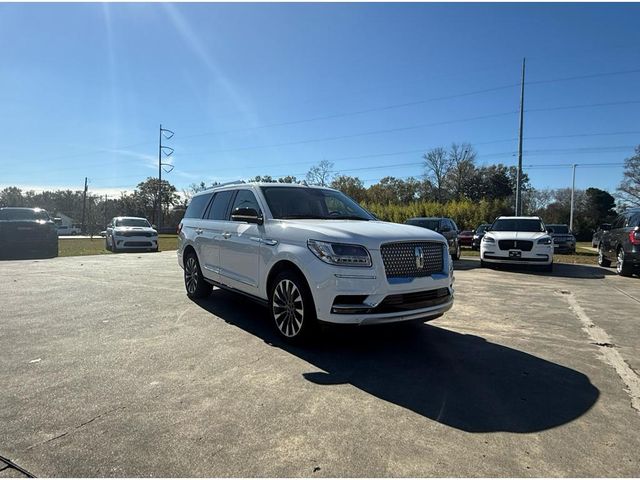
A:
[279, 214, 329, 219]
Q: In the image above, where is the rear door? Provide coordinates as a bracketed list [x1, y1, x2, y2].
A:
[606, 215, 625, 254]
[219, 189, 264, 295]
[198, 190, 234, 282]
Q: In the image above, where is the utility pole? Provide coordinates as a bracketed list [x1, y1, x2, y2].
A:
[157, 124, 175, 230]
[515, 58, 526, 216]
[103, 194, 108, 228]
[81, 177, 88, 234]
[570, 163, 577, 232]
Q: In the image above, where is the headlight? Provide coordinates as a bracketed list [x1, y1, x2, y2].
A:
[307, 239, 372, 267]
[482, 236, 495, 244]
[537, 237, 552, 245]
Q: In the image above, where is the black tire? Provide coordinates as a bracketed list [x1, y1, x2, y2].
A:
[48, 242, 58, 258]
[105, 237, 112, 252]
[451, 241, 461, 261]
[184, 252, 212, 299]
[598, 243, 611, 267]
[616, 248, 634, 277]
[269, 270, 317, 343]
[542, 262, 553, 273]
[480, 259, 487, 268]
[111, 236, 118, 253]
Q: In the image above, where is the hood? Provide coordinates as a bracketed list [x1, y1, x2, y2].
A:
[269, 219, 446, 249]
[483, 231, 549, 241]
[114, 226, 157, 233]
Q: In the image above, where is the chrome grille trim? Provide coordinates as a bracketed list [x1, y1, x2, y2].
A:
[380, 241, 444, 278]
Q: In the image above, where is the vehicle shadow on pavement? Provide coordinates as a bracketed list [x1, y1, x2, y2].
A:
[195, 290, 600, 434]
[455, 258, 613, 279]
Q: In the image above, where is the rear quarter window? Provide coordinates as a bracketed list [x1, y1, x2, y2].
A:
[184, 193, 212, 219]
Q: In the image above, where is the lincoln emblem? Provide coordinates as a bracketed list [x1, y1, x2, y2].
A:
[415, 246, 424, 269]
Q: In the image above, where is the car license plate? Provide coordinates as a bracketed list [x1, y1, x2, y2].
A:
[509, 250, 522, 258]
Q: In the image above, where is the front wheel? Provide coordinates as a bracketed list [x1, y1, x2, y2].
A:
[269, 271, 316, 343]
[451, 241, 461, 261]
[184, 252, 212, 299]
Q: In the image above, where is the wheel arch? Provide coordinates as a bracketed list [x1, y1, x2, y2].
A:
[266, 259, 309, 298]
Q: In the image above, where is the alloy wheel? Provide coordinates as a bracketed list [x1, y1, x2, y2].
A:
[272, 279, 304, 338]
[185, 256, 199, 295]
[617, 249, 624, 274]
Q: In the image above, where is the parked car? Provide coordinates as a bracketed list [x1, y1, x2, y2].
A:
[178, 183, 454, 342]
[458, 230, 474, 247]
[592, 223, 612, 248]
[546, 224, 576, 254]
[480, 216, 553, 271]
[404, 217, 461, 260]
[471, 223, 491, 250]
[55, 224, 81, 236]
[105, 216, 158, 252]
[0, 207, 58, 259]
[597, 208, 640, 276]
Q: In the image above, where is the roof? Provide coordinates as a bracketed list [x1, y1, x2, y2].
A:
[193, 182, 334, 196]
[496, 216, 542, 220]
[114, 216, 149, 220]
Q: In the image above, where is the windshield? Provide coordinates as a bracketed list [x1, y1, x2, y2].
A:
[491, 218, 545, 232]
[261, 187, 373, 220]
[0, 208, 50, 221]
[548, 225, 569, 234]
[116, 218, 151, 227]
[476, 224, 490, 234]
[406, 219, 439, 230]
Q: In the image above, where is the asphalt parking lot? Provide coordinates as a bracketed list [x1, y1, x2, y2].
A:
[1, 252, 639, 477]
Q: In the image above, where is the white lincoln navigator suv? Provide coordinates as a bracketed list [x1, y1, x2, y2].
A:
[177, 183, 454, 341]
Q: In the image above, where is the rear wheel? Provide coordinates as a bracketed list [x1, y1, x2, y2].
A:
[269, 270, 316, 343]
[184, 252, 212, 299]
[616, 248, 634, 277]
[598, 244, 611, 267]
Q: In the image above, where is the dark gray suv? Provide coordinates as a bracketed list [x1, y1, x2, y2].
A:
[405, 217, 460, 260]
[597, 208, 640, 276]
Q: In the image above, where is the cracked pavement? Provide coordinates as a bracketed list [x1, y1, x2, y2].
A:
[1, 252, 639, 476]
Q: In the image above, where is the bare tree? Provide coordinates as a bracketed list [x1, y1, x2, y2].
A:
[306, 160, 335, 186]
[618, 146, 640, 207]
[422, 147, 452, 202]
[446, 143, 477, 200]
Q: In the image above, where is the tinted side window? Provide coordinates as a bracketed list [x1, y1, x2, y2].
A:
[184, 193, 212, 219]
[628, 213, 640, 228]
[207, 191, 234, 220]
[449, 219, 458, 231]
[230, 190, 261, 214]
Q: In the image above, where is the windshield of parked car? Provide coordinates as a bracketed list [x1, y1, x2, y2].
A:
[406, 218, 439, 230]
[260, 187, 373, 220]
[0, 208, 50, 221]
[491, 219, 545, 232]
[548, 225, 569, 234]
[116, 218, 151, 227]
[476, 224, 490, 234]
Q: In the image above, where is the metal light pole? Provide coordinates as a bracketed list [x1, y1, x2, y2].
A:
[569, 163, 577, 232]
[515, 58, 526, 216]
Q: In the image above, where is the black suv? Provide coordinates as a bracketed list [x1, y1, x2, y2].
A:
[597, 208, 640, 276]
[405, 217, 460, 260]
[546, 224, 576, 254]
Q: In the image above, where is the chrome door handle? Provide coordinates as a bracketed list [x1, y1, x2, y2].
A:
[222, 232, 232, 239]
[195, 228, 203, 235]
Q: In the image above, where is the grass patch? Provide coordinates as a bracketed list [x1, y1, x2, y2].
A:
[58, 234, 179, 257]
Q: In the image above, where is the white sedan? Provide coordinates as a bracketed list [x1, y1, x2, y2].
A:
[105, 216, 158, 252]
[480, 216, 553, 272]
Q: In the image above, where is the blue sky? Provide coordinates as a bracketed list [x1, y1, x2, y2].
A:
[1, 2, 639, 197]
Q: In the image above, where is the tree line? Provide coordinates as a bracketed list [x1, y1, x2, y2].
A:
[2, 143, 637, 238]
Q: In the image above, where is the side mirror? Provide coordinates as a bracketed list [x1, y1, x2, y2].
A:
[231, 207, 263, 225]
[440, 226, 451, 233]
[152, 224, 157, 229]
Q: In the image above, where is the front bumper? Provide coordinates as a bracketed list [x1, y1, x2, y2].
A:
[553, 240, 575, 253]
[302, 246, 455, 325]
[481, 243, 553, 265]
[114, 235, 158, 249]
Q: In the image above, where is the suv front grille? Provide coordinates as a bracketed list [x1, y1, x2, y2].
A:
[380, 241, 444, 278]
[498, 240, 533, 251]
